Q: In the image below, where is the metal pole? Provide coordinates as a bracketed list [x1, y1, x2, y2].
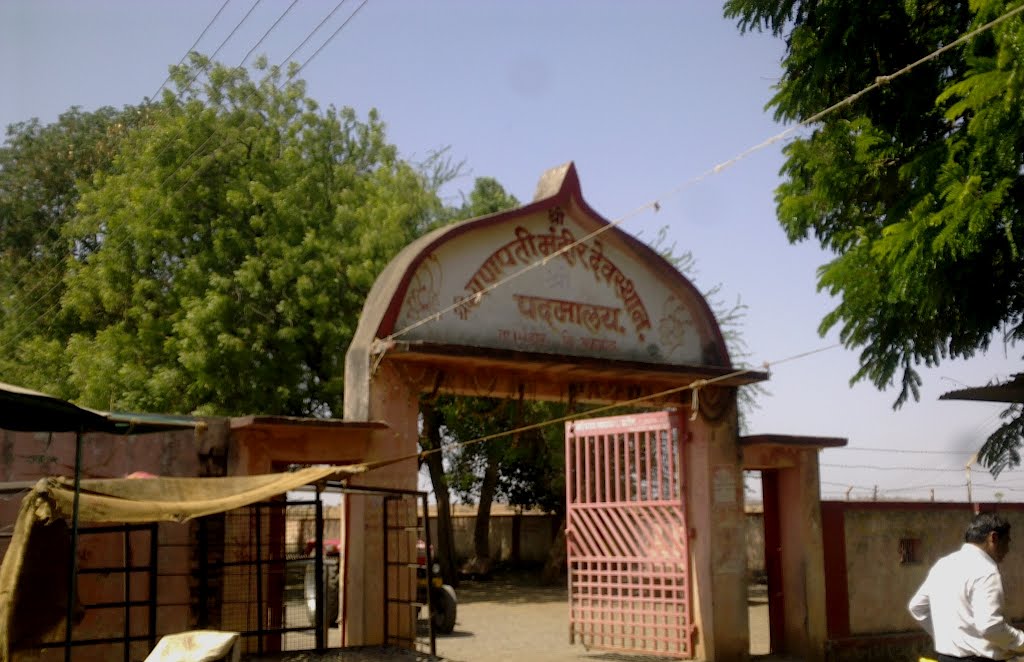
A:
[148, 524, 158, 651]
[255, 504, 264, 655]
[382, 498, 389, 646]
[65, 428, 84, 662]
[198, 519, 209, 629]
[314, 487, 324, 649]
[420, 493, 436, 658]
[966, 453, 977, 504]
[123, 530, 131, 662]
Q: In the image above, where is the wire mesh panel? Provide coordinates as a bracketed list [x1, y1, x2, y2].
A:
[7, 521, 159, 662]
[565, 411, 694, 658]
[198, 498, 323, 655]
[383, 494, 419, 650]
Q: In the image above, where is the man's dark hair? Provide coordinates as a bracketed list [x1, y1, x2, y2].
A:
[965, 512, 1011, 543]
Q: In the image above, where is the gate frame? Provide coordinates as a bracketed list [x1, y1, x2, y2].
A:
[565, 409, 695, 658]
[342, 162, 771, 659]
[740, 434, 844, 659]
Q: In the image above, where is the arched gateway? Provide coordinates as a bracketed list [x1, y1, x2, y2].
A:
[342, 163, 800, 660]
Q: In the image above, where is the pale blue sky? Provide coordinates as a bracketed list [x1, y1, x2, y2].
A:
[2, 0, 1021, 501]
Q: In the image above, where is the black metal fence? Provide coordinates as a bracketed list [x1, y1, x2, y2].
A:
[1, 482, 435, 660]
[196, 496, 327, 655]
[0, 486, 160, 662]
[72, 523, 159, 662]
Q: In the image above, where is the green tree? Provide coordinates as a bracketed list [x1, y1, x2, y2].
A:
[418, 177, 525, 579]
[3, 53, 450, 416]
[725, 0, 1024, 473]
[423, 181, 762, 582]
[0, 105, 149, 396]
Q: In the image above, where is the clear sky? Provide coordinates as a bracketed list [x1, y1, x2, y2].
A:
[2, 0, 1021, 502]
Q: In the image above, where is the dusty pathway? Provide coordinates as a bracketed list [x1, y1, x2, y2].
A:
[268, 572, 787, 662]
[434, 572, 782, 662]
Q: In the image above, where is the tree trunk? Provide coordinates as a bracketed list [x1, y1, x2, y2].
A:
[421, 401, 458, 587]
[541, 514, 567, 585]
[466, 449, 499, 576]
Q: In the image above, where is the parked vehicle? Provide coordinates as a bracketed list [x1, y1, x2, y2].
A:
[303, 538, 457, 634]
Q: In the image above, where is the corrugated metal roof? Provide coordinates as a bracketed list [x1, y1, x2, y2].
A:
[939, 373, 1024, 404]
[0, 381, 200, 434]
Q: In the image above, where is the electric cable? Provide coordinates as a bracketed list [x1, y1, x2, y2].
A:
[150, 0, 234, 101]
[0, 0, 370, 356]
[2, 0, 267, 304]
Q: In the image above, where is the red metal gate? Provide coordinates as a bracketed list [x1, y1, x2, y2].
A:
[565, 410, 694, 658]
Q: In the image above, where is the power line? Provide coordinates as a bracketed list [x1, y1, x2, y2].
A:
[0, 0, 369, 356]
[150, 0, 234, 101]
[278, 0, 353, 65]
[238, 0, 301, 68]
[358, 344, 839, 475]
[826, 446, 975, 456]
[4, 1, 239, 303]
[821, 462, 967, 473]
[1, 0, 268, 306]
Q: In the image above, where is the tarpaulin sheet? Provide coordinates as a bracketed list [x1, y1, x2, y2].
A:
[0, 464, 364, 662]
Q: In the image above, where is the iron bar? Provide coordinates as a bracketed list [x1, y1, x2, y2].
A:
[381, 497, 389, 646]
[314, 486, 324, 649]
[123, 529, 131, 662]
[148, 523, 158, 651]
[255, 503, 264, 655]
[420, 491, 436, 657]
[65, 428, 83, 662]
[198, 518, 208, 629]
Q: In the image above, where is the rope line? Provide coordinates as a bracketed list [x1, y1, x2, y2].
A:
[355, 344, 838, 475]
[5, 2, 1020, 357]
[375, 3, 1024, 350]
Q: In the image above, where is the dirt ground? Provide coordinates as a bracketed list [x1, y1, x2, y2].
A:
[266, 571, 786, 662]
[432, 572, 782, 662]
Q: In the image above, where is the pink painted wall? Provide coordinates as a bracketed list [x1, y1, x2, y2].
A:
[1, 425, 222, 661]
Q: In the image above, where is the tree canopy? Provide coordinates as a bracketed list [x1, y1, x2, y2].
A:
[725, 0, 1024, 473]
[0, 54, 451, 416]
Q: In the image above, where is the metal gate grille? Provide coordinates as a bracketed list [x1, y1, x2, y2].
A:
[565, 411, 693, 658]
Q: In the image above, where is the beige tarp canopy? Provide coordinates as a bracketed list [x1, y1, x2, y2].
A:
[0, 465, 364, 662]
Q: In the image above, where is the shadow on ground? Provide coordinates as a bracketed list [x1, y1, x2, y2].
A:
[453, 566, 568, 605]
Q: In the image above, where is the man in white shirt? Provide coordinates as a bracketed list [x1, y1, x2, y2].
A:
[909, 512, 1024, 662]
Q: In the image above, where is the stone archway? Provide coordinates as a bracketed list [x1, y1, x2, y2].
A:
[342, 163, 767, 660]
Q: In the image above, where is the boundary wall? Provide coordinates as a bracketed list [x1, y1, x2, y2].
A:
[822, 500, 1024, 661]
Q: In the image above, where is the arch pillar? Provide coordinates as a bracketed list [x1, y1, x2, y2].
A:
[340, 162, 771, 657]
[342, 358, 419, 646]
[686, 405, 750, 660]
[741, 434, 845, 661]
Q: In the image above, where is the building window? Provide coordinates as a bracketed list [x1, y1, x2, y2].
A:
[899, 537, 922, 565]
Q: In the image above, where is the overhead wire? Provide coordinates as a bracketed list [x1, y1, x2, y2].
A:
[0, 0, 369, 356]
[150, 0, 234, 101]
[239, 0, 301, 67]
[4, 2, 1019, 489]
[1, 0, 269, 310]
[821, 463, 969, 473]
[828, 446, 981, 456]
[1, 0, 239, 302]
[5, 1, 1018, 354]
[1, 0, 315, 317]
[3, 1, 1022, 462]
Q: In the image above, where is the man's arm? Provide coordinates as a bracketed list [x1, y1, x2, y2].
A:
[973, 572, 1024, 652]
[909, 578, 934, 636]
